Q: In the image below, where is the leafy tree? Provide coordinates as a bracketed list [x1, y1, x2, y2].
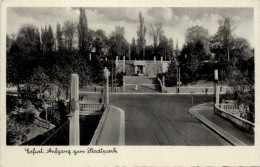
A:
[137, 11, 146, 60]
[108, 26, 129, 58]
[209, 17, 236, 62]
[175, 38, 179, 52]
[89, 54, 105, 83]
[130, 38, 138, 60]
[29, 66, 50, 94]
[181, 26, 210, 75]
[169, 38, 174, 58]
[157, 35, 172, 60]
[56, 22, 64, 51]
[158, 59, 178, 87]
[150, 23, 164, 55]
[78, 8, 88, 54]
[185, 25, 210, 58]
[7, 25, 41, 92]
[63, 20, 76, 51]
[41, 25, 55, 53]
[93, 29, 108, 58]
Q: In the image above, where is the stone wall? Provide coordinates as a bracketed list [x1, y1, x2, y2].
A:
[215, 104, 254, 135]
[116, 60, 170, 77]
[163, 85, 231, 94]
[125, 61, 135, 76]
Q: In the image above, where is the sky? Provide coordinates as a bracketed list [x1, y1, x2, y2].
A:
[7, 7, 254, 48]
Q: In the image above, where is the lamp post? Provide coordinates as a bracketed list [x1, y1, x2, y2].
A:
[191, 91, 194, 107]
[176, 62, 179, 93]
[104, 67, 109, 105]
[176, 62, 181, 93]
[214, 69, 219, 105]
[111, 54, 113, 92]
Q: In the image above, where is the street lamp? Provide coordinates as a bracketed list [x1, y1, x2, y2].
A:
[176, 62, 181, 93]
[214, 69, 219, 105]
[190, 91, 194, 107]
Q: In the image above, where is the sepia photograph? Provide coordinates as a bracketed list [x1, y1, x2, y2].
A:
[5, 6, 255, 147]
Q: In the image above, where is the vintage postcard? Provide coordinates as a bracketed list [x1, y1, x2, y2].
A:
[1, 0, 260, 166]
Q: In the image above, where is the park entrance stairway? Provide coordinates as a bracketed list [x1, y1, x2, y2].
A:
[124, 76, 160, 93]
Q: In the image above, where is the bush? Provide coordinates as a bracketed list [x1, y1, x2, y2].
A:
[39, 111, 46, 120]
[6, 118, 23, 145]
[15, 111, 36, 125]
[164, 74, 177, 87]
[116, 72, 126, 86]
[22, 99, 31, 109]
[6, 95, 19, 114]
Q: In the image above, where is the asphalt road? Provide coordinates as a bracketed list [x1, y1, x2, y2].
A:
[110, 94, 231, 146]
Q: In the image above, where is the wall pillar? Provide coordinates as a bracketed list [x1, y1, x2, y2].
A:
[160, 56, 163, 64]
[135, 66, 138, 74]
[143, 65, 146, 75]
[69, 74, 80, 146]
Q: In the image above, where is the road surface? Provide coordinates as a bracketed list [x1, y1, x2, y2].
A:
[110, 94, 231, 146]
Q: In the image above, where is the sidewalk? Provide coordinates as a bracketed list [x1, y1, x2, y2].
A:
[189, 103, 254, 146]
[97, 105, 125, 145]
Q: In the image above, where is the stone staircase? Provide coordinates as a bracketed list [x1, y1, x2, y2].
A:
[125, 76, 157, 84]
[124, 76, 160, 93]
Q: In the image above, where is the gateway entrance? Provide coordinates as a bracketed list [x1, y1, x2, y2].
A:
[134, 61, 146, 76]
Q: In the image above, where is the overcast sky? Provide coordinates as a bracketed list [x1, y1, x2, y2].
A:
[7, 7, 254, 48]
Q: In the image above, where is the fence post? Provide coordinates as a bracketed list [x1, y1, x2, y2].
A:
[68, 74, 80, 146]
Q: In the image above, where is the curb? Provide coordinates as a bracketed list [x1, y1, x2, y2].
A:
[111, 105, 125, 145]
[189, 103, 247, 146]
[95, 105, 125, 145]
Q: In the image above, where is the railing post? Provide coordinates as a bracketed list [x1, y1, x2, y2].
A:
[68, 74, 80, 146]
